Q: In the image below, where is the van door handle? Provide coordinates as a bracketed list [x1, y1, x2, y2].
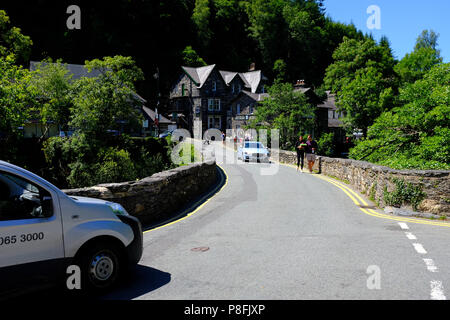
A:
[71, 215, 79, 219]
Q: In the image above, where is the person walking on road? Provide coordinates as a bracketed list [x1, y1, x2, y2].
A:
[305, 135, 318, 173]
[295, 135, 307, 172]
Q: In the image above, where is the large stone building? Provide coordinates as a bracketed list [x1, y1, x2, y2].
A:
[168, 64, 268, 135]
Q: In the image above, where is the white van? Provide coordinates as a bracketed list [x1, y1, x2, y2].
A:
[0, 160, 143, 296]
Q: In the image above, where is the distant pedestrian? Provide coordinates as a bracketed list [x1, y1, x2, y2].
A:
[305, 135, 318, 173]
[295, 135, 307, 172]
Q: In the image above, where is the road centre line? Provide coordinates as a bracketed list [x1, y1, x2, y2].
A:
[405, 232, 417, 240]
[398, 222, 409, 230]
[423, 259, 439, 272]
[412, 243, 428, 254]
[430, 281, 447, 300]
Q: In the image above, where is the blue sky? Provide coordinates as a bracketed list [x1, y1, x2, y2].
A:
[323, 0, 449, 62]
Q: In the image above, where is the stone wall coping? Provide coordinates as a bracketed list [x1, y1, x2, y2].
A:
[62, 160, 216, 195]
[269, 148, 450, 177]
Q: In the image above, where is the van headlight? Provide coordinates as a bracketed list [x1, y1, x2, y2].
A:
[108, 203, 129, 216]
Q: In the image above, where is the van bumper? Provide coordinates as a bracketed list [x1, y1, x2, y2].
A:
[118, 215, 143, 265]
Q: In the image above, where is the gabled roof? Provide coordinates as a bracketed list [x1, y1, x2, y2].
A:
[238, 70, 267, 93]
[180, 65, 266, 93]
[219, 70, 239, 85]
[30, 61, 103, 80]
[182, 64, 216, 88]
[142, 106, 173, 124]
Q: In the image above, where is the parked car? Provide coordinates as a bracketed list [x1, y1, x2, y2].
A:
[0, 160, 143, 296]
[237, 141, 270, 163]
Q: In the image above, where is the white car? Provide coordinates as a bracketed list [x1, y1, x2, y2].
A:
[0, 160, 143, 296]
[237, 141, 270, 162]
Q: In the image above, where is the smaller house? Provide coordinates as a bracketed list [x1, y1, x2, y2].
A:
[27, 61, 167, 138]
[142, 106, 176, 136]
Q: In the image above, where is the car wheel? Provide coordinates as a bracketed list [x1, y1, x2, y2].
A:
[78, 241, 123, 293]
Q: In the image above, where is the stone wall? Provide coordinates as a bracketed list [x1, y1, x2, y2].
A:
[271, 149, 450, 215]
[63, 160, 219, 226]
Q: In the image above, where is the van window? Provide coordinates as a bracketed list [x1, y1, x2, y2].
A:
[0, 172, 53, 221]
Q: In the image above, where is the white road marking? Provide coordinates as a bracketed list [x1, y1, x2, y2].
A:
[412, 243, 427, 254]
[405, 232, 417, 240]
[423, 259, 439, 272]
[398, 222, 409, 230]
[430, 281, 447, 300]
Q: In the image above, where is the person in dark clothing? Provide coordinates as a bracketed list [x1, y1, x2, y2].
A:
[295, 136, 307, 172]
[305, 135, 318, 173]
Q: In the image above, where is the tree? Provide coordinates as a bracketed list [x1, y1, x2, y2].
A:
[415, 29, 440, 55]
[349, 63, 450, 170]
[250, 82, 315, 149]
[324, 37, 395, 93]
[0, 10, 32, 64]
[29, 60, 74, 138]
[192, 0, 213, 49]
[70, 56, 145, 138]
[181, 45, 207, 67]
[323, 37, 396, 136]
[395, 30, 442, 85]
[337, 66, 395, 136]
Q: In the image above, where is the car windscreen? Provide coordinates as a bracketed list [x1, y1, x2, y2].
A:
[244, 142, 263, 149]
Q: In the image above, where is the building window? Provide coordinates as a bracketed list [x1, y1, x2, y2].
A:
[249, 105, 254, 114]
[208, 115, 221, 129]
[232, 83, 235, 94]
[212, 81, 217, 92]
[208, 98, 221, 111]
[182, 83, 185, 96]
[237, 103, 241, 115]
[262, 85, 265, 93]
[238, 84, 241, 92]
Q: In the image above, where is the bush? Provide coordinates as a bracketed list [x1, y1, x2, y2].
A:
[383, 178, 426, 211]
[317, 132, 335, 157]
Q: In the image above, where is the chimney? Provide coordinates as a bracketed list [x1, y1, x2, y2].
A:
[294, 79, 306, 88]
[249, 62, 256, 71]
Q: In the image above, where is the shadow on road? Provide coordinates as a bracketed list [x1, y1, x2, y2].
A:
[101, 264, 171, 300]
[4, 264, 171, 301]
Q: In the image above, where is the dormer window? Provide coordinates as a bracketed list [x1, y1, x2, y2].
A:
[232, 83, 235, 93]
[212, 81, 217, 92]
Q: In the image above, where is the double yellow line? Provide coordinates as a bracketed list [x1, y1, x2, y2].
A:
[143, 164, 229, 234]
[281, 162, 450, 228]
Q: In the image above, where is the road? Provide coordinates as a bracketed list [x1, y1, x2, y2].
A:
[101, 143, 450, 300]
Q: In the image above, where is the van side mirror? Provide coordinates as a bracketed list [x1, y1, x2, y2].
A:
[39, 189, 53, 218]
[41, 196, 53, 218]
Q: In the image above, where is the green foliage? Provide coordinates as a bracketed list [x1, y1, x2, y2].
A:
[250, 82, 315, 149]
[182, 45, 207, 67]
[70, 56, 144, 138]
[394, 47, 442, 85]
[0, 55, 34, 137]
[383, 178, 426, 211]
[192, 0, 212, 48]
[29, 59, 74, 136]
[42, 135, 173, 188]
[350, 63, 450, 170]
[317, 132, 334, 156]
[0, 10, 32, 64]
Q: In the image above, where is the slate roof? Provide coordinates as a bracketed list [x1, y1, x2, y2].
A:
[182, 64, 216, 88]
[240, 90, 269, 102]
[142, 106, 173, 124]
[317, 91, 337, 110]
[30, 61, 146, 104]
[181, 65, 267, 93]
[239, 70, 267, 93]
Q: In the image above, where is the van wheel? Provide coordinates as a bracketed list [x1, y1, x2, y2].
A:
[78, 242, 122, 292]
